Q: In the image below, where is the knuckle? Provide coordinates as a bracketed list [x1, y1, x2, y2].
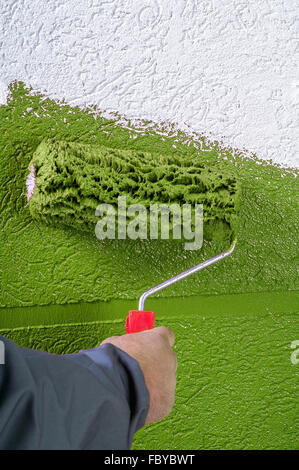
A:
[157, 326, 170, 335]
[157, 326, 175, 342]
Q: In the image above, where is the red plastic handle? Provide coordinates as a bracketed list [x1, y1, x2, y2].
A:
[125, 310, 155, 334]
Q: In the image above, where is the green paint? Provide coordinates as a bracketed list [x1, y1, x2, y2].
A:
[0, 304, 298, 450]
[0, 82, 298, 450]
[28, 138, 240, 242]
[0, 291, 297, 329]
[0, 82, 298, 308]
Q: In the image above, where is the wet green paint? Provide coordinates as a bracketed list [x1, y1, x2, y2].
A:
[0, 305, 298, 450]
[0, 291, 297, 330]
[0, 82, 298, 308]
[0, 82, 298, 449]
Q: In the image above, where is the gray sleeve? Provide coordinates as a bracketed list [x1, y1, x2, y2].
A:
[0, 334, 149, 450]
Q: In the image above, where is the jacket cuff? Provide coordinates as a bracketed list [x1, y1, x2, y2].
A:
[77, 343, 150, 433]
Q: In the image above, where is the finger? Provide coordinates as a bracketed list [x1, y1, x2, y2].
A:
[154, 326, 176, 347]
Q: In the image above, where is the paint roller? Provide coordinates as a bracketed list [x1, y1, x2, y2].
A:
[26, 138, 240, 333]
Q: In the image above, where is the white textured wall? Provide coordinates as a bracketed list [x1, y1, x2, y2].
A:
[0, 0, 298, 168]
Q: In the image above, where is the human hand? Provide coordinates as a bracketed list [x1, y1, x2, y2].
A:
[101, 326, 177, 424]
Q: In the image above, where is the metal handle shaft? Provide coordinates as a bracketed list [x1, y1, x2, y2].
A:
[138, 239, 237, 311]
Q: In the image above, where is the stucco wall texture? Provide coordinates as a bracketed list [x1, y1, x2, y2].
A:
[0, 0, 298, 169]
[0, 0, 298, 451]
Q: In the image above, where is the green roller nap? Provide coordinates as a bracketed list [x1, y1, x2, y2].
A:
[26, 139, 241, 242]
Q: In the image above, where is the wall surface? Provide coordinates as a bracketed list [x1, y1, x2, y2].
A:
[0, 83, 298, 450]
[0, 0, 298, 168]
[0, 0, 298, 451]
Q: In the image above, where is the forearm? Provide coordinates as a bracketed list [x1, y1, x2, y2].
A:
[0, 335, 149, 450]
